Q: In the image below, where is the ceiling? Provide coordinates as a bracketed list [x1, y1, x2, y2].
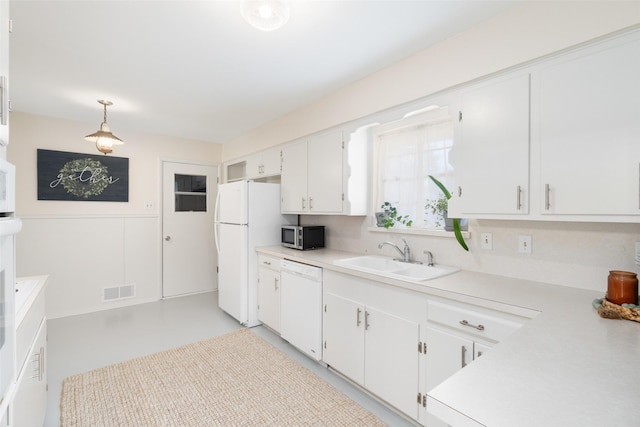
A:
[9, 0, 519, 144]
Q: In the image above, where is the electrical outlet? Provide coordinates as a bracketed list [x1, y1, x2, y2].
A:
[480, 233, 493, 250]
[518, 235, 532, 254]
[144, 201, 154, 209]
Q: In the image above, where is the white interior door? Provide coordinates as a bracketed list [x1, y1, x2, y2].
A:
[162, 161, 218, 298]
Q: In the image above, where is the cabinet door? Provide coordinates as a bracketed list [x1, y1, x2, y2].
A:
[245, 154, 262, 179]
[261, 148, 282, 177]
[307, 131, 344, 213]
[538, 36, 640, 215]
[13, 321, 47, 427]
[322, 292, 365, 384]
[281, 142, 308, 213]
[425, 326, 473, 392]
[474, 341, 491, 360]
[457, 73, 530, 215]
[365, 305, 420, 419]
[257, 267, 280, 332]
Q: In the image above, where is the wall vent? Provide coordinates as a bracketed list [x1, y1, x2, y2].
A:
[103, 284, 136, 302]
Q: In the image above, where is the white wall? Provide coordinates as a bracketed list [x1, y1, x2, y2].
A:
[226, 1, 640, 295]
[8, 112, 223, 318]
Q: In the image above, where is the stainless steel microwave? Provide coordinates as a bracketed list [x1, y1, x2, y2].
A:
[281, 225, 325, 250]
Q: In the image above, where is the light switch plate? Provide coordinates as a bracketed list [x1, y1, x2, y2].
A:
[481, 233, 493, 250]
[518, 235, 532, 254]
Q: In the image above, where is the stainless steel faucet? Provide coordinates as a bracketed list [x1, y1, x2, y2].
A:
[424, 250, 434, 267]
[378, 238, 412, 262]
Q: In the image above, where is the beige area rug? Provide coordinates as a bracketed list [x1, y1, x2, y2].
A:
[61, 329, 386, 426]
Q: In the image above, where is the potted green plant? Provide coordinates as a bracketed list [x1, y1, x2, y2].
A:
[427, 175, 469, 251]
[377, 202, 413, 229]
[424, 195, 451, 229]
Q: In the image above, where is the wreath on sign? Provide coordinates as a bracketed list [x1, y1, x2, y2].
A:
[59, 158, 109, 198]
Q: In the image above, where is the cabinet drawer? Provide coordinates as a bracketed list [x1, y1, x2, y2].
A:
[258, 254, 280, 271]
[16, 289, 45, 373]
[428, 300, 524, 343]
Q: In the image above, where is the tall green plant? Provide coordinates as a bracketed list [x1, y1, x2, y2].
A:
[428, 175, 469, 251]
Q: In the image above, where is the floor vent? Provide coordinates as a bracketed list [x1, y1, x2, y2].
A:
[103, 284, 136, 302]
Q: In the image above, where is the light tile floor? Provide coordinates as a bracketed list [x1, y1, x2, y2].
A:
[45, 292, 415, 426]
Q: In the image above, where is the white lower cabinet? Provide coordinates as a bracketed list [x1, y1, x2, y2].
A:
[13, 320, 47, 427]
[323, 271, 423, 422]
[425, 299, 526, 425]
[425, 327, 491, 392]
[322, 292, 365, 382]
[14, 278, 48, 427]
[257, 255, 281, 332]
[305, 266, 532, 426]
[364, 305, 420, 418]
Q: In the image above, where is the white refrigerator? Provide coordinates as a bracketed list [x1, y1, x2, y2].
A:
[214, 180, 293, 327]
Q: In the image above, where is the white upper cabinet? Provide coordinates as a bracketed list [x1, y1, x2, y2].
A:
[281, 128, 367, 215]
[535, 33, 640, 217]
[450, 28, 640, 222]
[307, 130, 344, 213]
[455, 72, 531, 216]
[246, 147, 281, 179]
[281, 140, 309, 212]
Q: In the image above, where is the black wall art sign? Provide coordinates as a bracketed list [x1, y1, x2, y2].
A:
[37, 149, 129, 202]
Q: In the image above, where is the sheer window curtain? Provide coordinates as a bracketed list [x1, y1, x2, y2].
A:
[375, 115, 454, 228]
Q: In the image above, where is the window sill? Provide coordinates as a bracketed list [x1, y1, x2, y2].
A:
[367, 226, 471, 239]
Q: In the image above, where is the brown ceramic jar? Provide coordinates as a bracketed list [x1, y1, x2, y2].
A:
[607, 270, 638, 305]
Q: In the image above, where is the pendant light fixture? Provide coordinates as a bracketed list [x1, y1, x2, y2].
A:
[241, 0, 290, 31]
[85, 99, 124, 155]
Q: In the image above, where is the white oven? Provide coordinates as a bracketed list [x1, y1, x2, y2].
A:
[0, 157, 17, 418]
[0, 217, 20, 417]
[0, 158, 15, 215]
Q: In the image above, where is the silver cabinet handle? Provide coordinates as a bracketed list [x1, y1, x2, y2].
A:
[458, 186, 462, 197]
[516, 185, 522, 210]
[302, 197, 306, 209]
[30, 351, 40, 379]
[356, 307, 362, 327]
[459, 319, 484, 331]
[545, 183, 551, 210]
[263, 260, 271, 266]
[274, 277, 279, 291]
[461, 345, 467, 368]
[365, 310, 370, 330]
[30, 348, 45, 381]
[164, 236, 171, 241]
[309, 197, 313, 209]
[39, 347, 45, 381]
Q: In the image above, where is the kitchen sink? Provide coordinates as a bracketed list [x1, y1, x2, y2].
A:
[333, 255, 459, 283]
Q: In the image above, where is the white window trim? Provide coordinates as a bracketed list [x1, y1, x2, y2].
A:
[372, 106, 456, 231]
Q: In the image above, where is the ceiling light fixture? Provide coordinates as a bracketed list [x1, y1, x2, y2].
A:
[241, 0, 290, 31]
[85, 99, 124, 155]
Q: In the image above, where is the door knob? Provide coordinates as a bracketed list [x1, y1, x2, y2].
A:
[165, 236, 171, 241]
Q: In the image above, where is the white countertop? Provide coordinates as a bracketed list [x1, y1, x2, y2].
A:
[15, 275, 48, 327]
[257, 246, 640, 427]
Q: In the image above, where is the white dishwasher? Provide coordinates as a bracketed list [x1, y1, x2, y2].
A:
[280, 259, 323, 361]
